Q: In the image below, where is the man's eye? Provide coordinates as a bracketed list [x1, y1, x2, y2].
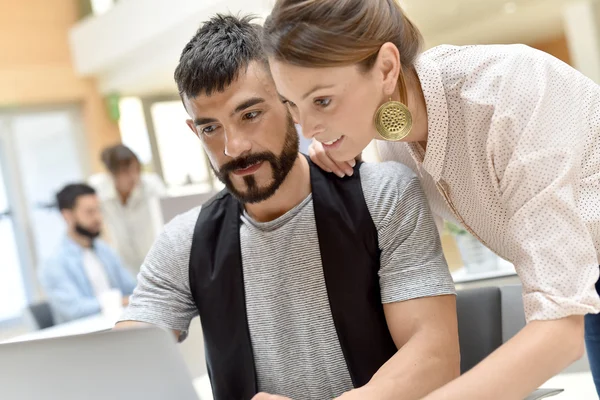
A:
[314, 98, 331, 107]
[243, 111, 261, 120]
[202, 125, 217, 134]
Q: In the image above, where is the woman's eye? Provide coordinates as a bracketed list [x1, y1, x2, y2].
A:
[314, 98, 331, 107]
[243, 111, 261, 120]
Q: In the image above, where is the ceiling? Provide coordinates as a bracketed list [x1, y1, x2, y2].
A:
[73, 0, 597, 96]
[404, 0, 579, 47]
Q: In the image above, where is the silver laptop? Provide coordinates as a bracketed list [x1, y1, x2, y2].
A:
[0, 326, 200, 400]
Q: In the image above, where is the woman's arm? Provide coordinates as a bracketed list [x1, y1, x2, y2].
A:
[423, 316, 584, 400]
[427, 46, 599, 400]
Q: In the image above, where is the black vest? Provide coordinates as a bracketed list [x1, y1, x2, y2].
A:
[189, 158, 397, 400]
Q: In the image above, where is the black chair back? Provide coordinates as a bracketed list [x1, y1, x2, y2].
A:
[28, 302, 55, 330]
[456, 287, 504, 373]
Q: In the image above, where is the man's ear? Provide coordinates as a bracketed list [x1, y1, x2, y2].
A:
[186, 119, 200, 139]
[61, 209, 74, 225]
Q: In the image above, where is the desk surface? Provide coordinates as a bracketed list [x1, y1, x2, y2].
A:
[540, 372, 596, 399]
[188, 372, 595, 400]
[4, 315, 594, 399]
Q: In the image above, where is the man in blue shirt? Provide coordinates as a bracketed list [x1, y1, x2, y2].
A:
[39, 183, 136, 323]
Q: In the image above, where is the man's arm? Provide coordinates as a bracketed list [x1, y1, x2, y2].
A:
[115, 320, 183, 341]
[343, 163, 459, 400]
[39, 260, 101, 321]
[102, 241, 138, 296]
[116, 261, 137, 296]
[339, 295, 460, 400]
[115, 208, 200, 339]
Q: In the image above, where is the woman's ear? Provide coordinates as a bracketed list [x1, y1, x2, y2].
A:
[374, 42, 402, 97]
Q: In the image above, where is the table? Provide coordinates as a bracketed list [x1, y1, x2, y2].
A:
[540, 372, 596, 399]
[1, 314, 114, 344]
[192, 375, 213, 400]
[4, 317, 594, 399]
[189, 373, 594, 400]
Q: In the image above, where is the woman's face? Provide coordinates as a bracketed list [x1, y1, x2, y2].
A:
[269, 60, 386, 162]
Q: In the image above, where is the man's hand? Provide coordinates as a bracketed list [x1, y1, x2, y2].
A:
[251, 393, 291, 400]
[122, 296, 130, 307]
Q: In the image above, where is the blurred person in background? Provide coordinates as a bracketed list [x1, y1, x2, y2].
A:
[263, 0, 600, 398]
[89, 144, 166, 276]
[38, 184, 136, 323]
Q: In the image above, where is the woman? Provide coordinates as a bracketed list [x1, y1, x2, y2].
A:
[262, 0, 600, 399]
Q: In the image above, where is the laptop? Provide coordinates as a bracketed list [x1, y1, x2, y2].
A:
[0, 326, 201, 400]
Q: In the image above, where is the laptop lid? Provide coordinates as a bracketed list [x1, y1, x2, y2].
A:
[0, 326, 200, 400]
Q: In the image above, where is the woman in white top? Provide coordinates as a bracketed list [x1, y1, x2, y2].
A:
[89, 145, 166, 276]
[262, 0, 600, 399]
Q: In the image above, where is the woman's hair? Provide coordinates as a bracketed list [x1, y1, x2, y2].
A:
[263, 0, 423, 104]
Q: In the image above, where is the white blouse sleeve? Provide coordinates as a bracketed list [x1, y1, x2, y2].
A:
[491, 48, 600, 321]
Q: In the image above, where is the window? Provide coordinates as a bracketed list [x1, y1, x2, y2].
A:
[90, 0, 116, 16]
[0, 108, 86, 322]
[0, 156, 26, 321]
[150, 101, 219, 194]
[118, 97, 154, 169]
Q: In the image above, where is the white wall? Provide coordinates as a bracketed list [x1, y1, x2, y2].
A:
[70, 0, 583, 96]
[70, 0, 275, 95]
[563, 0, 600, 83]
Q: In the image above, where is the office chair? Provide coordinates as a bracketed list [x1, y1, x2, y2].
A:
[456, 286, 563, 400]
[27, 302, 55, 330]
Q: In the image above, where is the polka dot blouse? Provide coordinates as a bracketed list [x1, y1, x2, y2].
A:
[378, 44, 600, 322]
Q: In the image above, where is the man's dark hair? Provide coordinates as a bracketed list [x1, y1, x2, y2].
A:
[101, 144, 140, 174]
[174, 14, 266, 99]
[56, 184, 96, 211]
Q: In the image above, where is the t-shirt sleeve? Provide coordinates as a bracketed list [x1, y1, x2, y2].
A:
[360, 162, 455, 303]
[119, 208, 200, 336]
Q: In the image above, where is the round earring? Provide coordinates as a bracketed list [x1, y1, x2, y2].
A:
[374, 98, 413, 141]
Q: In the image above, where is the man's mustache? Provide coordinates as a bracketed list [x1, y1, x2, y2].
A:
[218, 152, 277, 175]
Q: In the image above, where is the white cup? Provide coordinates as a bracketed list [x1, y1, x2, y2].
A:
[98, 289, 123, 323]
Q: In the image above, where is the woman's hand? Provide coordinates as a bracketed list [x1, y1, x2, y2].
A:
[308, 139, 356, 178]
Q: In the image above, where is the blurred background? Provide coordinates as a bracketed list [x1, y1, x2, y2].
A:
[0, 0, 599, 385]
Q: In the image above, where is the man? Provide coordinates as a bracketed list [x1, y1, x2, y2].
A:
[89, 144, 166, 275]
[39, 184, 136, 323]
[117, 15, 459, 400]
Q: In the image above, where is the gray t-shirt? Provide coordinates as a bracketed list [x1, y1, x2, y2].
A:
[121, 161, 455, 399]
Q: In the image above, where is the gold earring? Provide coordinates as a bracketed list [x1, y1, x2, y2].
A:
[374, 98, 412, 141]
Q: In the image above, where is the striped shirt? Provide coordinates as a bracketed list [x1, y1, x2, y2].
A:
[121, 161, 455, 399]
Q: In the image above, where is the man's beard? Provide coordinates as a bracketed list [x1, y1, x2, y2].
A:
[75, 223, 101, 239]
[212, 117, 299, 204]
